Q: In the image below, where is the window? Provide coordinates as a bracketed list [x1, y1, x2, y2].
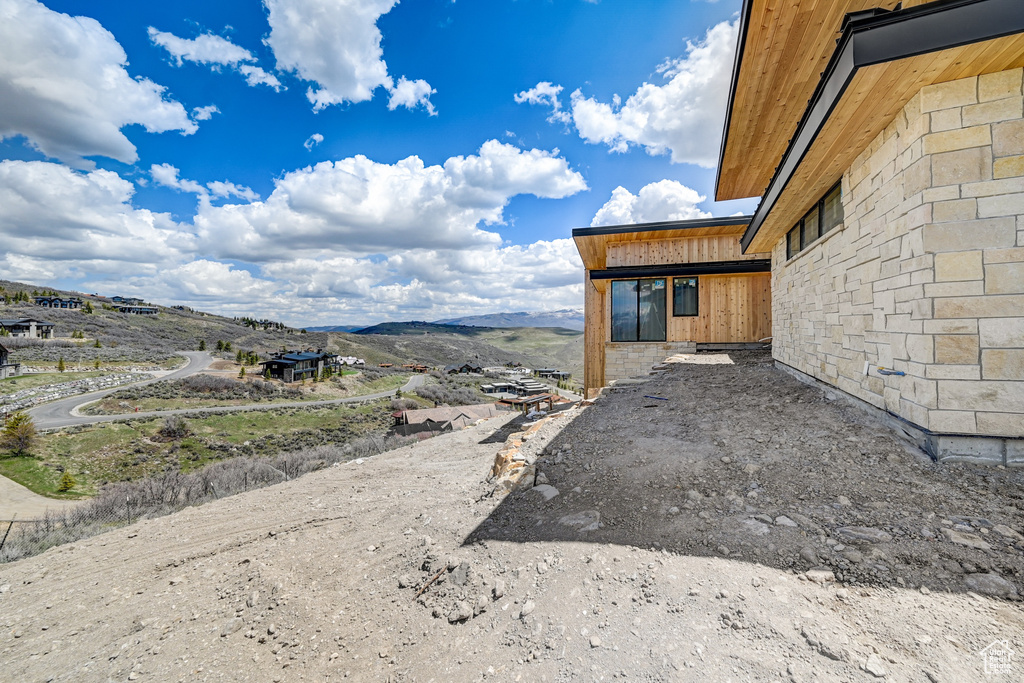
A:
[785, 181, 844, 259]
[673, 277, 698, 317]
[610, 278, 666, 342]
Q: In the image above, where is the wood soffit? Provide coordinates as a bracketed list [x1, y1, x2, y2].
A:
[717, 0, 926, 202]
[740, 1, 1024, 253]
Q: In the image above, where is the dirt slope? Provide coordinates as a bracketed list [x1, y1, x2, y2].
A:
[1, 353, 1022, 682]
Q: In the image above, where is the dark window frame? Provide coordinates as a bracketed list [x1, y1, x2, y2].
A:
[786, 181, 843, 260]
[672, 276, 699, 317]
[609, 278, 667, 343]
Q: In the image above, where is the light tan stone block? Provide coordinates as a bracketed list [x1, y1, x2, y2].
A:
[979, 69, 1023, 102]
[935, 334, 980, 364]
[961, 177, 1024, 198]
[982, 349, 1024, 380]
[978, 192, 1024, 219]
[924, 319, 978, 335]
[926, 365, 981, 380]
[922, 125, 991, 155]
[932, 199, 977, 223]
[930, 108, 962, 132]
[994, 155, 1024, 179]
[925, 281, 985, 297]
[938, 380, 1024, 412]
[922, 217, 1015, 252]
[906, 334, 934, 363]
[904, 156, 931, 195]
[934, 250, 983, 281]
[929, 410, 978, 433]
[935, 294, 1024, 318]
[923, 186, 960, 203]
[993, 119, 1024, 157]
[976, 412, 1024, 437]
[932, 147, 991, 187]
[962, 97, 1024, 127]
[899, 398, 930, 429]
[986, 262, 1024, 294]
[978, 318, 1024, 348]
[921, 78, 977, 113]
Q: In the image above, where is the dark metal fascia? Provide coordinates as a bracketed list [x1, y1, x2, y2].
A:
[589, 259, 771, 280]
[739, 0, 1024, 253]
[572, 215, 752, 239]
[714, 0, 755, 201]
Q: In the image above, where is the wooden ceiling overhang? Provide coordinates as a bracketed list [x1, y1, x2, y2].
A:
[571, 216, 752, 272]
[732, 0, 1024, 254]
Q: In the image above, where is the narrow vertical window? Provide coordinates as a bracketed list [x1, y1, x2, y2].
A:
[673, 277, 698, 316]
[611, 280, 639, 342]
[787, 227, 800, 260]
[638, 279, 667, 341]
[822, 182, 843, 233]
[800, 204, 820, 250]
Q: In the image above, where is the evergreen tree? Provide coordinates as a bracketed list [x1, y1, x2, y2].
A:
[93, 338, 101, 348]
[238, 366, 246, 379]
[198, 340, 206, 351]
[57, 357, 66, 373]
[58, 471, 76, 492]
[1, 412, 37, 455]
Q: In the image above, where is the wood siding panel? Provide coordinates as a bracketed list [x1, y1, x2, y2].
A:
[583, 275, 606, 398]
[606, 236, 769, 268]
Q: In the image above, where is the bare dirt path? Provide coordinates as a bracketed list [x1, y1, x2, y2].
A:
[0, 476, 79, 521]
[1, 352, 1022, 682]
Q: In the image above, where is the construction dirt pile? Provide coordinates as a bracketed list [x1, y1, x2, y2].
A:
[2, 349, 1022, 681]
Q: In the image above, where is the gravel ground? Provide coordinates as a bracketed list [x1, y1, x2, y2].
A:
[1, 350, 1022, 682]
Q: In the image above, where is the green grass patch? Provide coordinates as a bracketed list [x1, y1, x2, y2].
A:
[0, 371, 108, 395]
[0, 454, 85, 499]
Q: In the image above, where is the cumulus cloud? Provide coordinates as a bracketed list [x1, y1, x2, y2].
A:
[192, 105, 221, 121]
[303, 133, 324, 151]
[591, 180, 711, 226]
[151, 163, 259, 202]
[263, 0, 433, 112]
[0, 161, 192, 273]
[0, 0, 196, 167]
[514, 81, 571, 124]
[569, 19, 737, 167]
[194, 139, 587, 260]
[148, 26, 284, 91]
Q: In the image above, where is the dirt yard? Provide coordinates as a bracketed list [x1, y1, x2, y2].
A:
[1, 350, 1022, 682]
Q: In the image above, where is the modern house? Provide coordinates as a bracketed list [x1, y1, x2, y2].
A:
[715, 0, 1024, 462]
[110, 296, 145, 306]
[33, 296, 83, 309]
[573, 216, 772, 397]
[392, 403, 504, 437]
[0, 342, 19, 379]
[259, 350, 340, 382]
[113, 305, 159, 316]
[0, 318, 54, 339]
[443, 362, 483, 374]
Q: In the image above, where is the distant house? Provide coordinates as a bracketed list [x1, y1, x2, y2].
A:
[259, 350, 339, 382]
[114, 305, 158, 316]
[110, 296, 145, 306]
[0, 342, 20, 379]
[338, 356, 365, 366]
[34, 296, 83, 309]
[444, 362, 483, 375]
[0, 318, 54, 339]
[392, 403, 505, 437]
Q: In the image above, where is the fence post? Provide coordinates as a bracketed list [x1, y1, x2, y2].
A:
[126, 495, 132, 525]
[0, 514, 16, 555]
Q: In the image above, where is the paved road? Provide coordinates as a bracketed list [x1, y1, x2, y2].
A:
[31, 368, 426, 430]
[28, 351, 215, 429]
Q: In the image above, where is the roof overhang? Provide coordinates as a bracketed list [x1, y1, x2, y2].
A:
[735, 0, 1024, 253]
[571, 216, 752, 271]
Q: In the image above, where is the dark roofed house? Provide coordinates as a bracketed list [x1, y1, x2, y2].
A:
[111, 296, 145, 306]
[444, 362, 484, 375]
[114, 305, 159, 315]
[259, 349, 339, 382]
[0, 342, 20, 379]
[34, 296, 83, 309]
[392, 403, 505, 437]
[0, 318, 54, 339]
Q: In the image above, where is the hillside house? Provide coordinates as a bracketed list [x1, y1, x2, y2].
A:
[0, 342, 19, 379]
[259, 350, 339, 382]
[0, 318, 54, 339]
[33, 296, 83, 309]
[114, 305, 158, 315]
[110, 296, 145, 306]
[392, 403, 504, 437]
[444, 362, 483, 374]
[715, 0, 1024, 462]
[573, 216, 772, 397]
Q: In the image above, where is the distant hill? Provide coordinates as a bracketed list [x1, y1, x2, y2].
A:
[434, 309, 584, 331]
[305, 324, 366, 333]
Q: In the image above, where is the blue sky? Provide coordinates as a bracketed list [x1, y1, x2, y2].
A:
[0, 0, 753, 326]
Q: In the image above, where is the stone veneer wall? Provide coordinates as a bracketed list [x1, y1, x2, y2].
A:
[604, 341, 697, 384]
[772, 68, 1024, 442]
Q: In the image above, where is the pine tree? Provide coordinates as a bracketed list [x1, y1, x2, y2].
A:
[198, 340, 206, 351]
[93, 339, 102, 348]
[93, 359, 101, 370]
[238, 366, 246, 379]
[58, 471, 76, 492]
[1, 412, 37, 455]
[57, 357, 66, 373]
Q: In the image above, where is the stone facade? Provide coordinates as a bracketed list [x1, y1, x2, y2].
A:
[604, 341, 697, 384]
[772, 69, 1024, 447]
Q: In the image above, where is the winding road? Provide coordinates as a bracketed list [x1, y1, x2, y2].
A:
[27, 352, 426, 430]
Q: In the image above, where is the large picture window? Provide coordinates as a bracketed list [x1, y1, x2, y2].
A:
[611, 278, 666, 342]
[786, 181, 843, 260]
[673, 277, 698, 317]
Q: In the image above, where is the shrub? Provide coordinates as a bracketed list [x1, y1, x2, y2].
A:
[158, 416, 191, 440]
[58, 471, 76, 492]
[1, 412, 37, 454]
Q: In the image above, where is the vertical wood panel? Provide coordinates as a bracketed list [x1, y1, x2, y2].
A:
[606, 235, 769, 268]
[665, 273, 771, 343]
[583, 275, 606, 398]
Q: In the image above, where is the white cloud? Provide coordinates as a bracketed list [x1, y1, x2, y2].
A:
[194, 139, 587, 260]
[192, 105, 221, 121]
[263, 0, 432, 112]
[591, 180, 711, 226]
[0, 161, 192, 274]
[151, 163, 260, 202]
[515, 81, 571, 124]
[0, 0, 196, 167]
[387, 77, 436, 115]
[303, 133, 324, 151]
[569, 19, 737, 167]
[148, 26, 284, 91]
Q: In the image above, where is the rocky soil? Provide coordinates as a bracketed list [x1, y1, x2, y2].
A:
[1, 349, 1022, 682]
